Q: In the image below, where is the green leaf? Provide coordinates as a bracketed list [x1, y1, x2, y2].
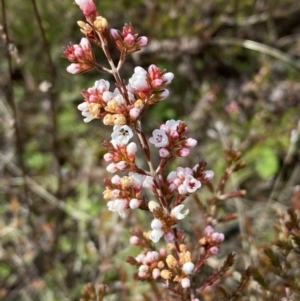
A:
[255, 147, 279, 179]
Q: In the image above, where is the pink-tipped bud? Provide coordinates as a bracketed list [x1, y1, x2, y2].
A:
[129, 236, 140, 245]
[130, 107, 141, 119]
[116, 161, 127, 170]
[170, 130, 179, 139]
[75, 0, 97, 19]
[103, 153, 113, 162]
[111, 175, 121, 184]
[106, 163, 118, 173]
[211, 232, 225, 243]
[178, 148, 190, 157]
[152, 268, 161, 279]
[184, 138, 197, 147]
[159, 148, 170, 158]
[209, 246, 219, 254]
[159, 248, 166, 257]
[164, 232, 174, 242]
[204, 170, 214, 180]
[204, 225, 214, 235]
[138, 36, 148, 47]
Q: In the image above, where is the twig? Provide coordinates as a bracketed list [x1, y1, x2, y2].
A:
[1, 0, 29, 202]
[0, 151, 91, 222]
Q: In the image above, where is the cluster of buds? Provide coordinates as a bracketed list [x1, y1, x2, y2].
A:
[110, 23, 148, 54]
[199, 226, 225, 254]
[160, 244, 195, 288]
[64, 38, 94, 74]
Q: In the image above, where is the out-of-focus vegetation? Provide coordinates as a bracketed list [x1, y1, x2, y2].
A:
[1, 0, 300, 300]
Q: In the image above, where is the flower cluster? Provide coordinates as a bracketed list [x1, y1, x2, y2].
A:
[199, 225, 225, 254]
[66, 0, 225, 298]
[149, 120, 197, 158]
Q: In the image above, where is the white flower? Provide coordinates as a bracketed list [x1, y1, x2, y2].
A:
[149, 129, 169, 147]
[78, 102, 93, 123]
[111, 125, 133, 145]
[180, 277, 191, 288]
[149, 229, 164, 243]
[94, 79, 110, 94]
[128, 172, 146, 189]
[143, 176, 154, 189]
[107, 199, 126, 218]
[183, 175, 201, 193]
[182, 262, 195, 275]
[171, 204, 189, 220]
[149, 218, 164, 243]
[129, 67, 150, 93]
[165, 120, 180, 131]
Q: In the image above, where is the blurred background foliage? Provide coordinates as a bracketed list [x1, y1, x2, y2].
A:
[1, 0, 300, 300]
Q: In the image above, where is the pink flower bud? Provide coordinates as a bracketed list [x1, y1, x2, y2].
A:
[184, 138, 197, 147]
[106, 163, 118, 173]
[164, 232, 174, 242]
[146, 251, 159, 262]
[130, 107, 140, 119]
[75, 0, 97, 18]
[110, 28, 119, 40]
[170, 130, 179, 139]
[178, 148, 190, 157]
[116, 161, 127, 170]
[103, 153, 113, 162]
[159, 148, 169, 158]
[111, 175, 121, 184]
[152, 268, 161, 279]
[162, 72, 174, 84]
[158, 89, 169, 100]
[204, 225, 214, 235]
[209, 246, 219, 254]
[211, 232, 225, 243]
[138, 36, 148, 47]
[124, 33, 134, 45]
[204, 170, 214, 180]
[129, 236, 140, 245]
[66, 63, 81, 74]
[139, 265, 149, 273]
[159, 248, 166, 257]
